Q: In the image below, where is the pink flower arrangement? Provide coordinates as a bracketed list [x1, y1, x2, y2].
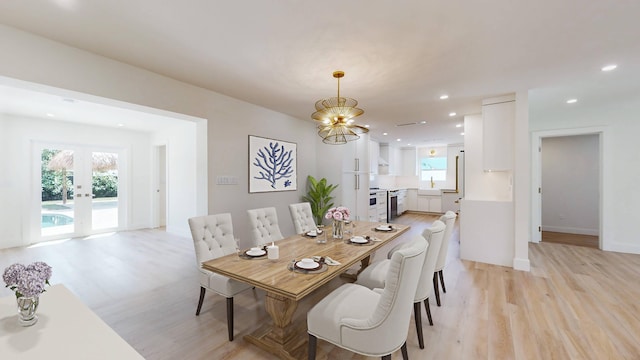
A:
[325, 206, 350, 221]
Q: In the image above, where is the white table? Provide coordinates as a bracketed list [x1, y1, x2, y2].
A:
[0, 284, 143, 359]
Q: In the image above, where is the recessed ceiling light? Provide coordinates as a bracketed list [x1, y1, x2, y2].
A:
[396, 138, 401, 142]
[364, 124, 370, 128]
[383, 132, 388, 136]
[601, 64, 617, 72]
[420, 121, 426, 124]
[46, 113, 54, 117]
[456, 124, 462, 128]
[407, 143, 411, 146]
[439, 94, 449, 100]
[460, 132, 465, 136]
[117, 123, 124, 127]
[449, 112, 456, 117]
[566, 99, 578, 104]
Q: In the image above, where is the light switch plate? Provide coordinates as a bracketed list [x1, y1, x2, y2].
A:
[216, 176, 238, 185]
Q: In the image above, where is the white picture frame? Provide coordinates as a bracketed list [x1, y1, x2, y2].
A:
[249, 135, 297, 193]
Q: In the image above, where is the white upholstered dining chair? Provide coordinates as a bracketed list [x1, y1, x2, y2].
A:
[433, 211, 457, 306]
[357, 220, 445, 349]
[288, 202, 317, 234]
[188, 213, 252, 341]
[247, 207, 284, 246]
[307, 236, 428, 360]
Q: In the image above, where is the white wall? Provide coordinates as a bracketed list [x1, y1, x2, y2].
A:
[541, 135, 599, 235]
[0, 116, 152, 248]
[0, 24, 319, 250]
[150, 120, 203, 237]
[530, 93, 640, 254]
[208, 107, 318, 249]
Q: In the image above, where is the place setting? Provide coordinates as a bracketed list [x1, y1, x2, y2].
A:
[372, 224, 397, 233]
[288, 256, 340, 274]
[239, 245, 268, 260]
[345, 235, 377, 246]
[303, 227, 323, 238]
[288, 257, 326, 274]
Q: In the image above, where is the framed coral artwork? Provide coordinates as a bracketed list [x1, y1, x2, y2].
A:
[249, 135, 297, 193]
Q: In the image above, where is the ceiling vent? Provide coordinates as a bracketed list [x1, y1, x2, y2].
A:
[396, 122, 417, 127]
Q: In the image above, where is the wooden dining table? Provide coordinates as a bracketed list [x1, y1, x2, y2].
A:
[201, 220, 409, 360]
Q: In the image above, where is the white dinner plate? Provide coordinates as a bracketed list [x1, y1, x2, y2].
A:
[246, 249, 266, 257]
[350, 236, 368, 244]
[295, 261, 320, 270]
[375, 226, 393, 231]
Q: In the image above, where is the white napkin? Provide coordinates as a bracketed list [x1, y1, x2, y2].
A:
[313, 256, 341, 266]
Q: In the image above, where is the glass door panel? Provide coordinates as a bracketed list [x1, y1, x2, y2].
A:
[91, 151, 119, 231]
[40, 148, 76, 237]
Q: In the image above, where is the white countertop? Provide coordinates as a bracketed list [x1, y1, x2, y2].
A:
[0, 284, 143, 360]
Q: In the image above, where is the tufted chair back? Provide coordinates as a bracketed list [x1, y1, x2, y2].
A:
[288, 202, 317, 234]
[435, 211, 457, 272]
[188, 213, 238, 265]
[247, 207, 284, 246]
[187, 213, 252, 342]
[340, 236, 427, 355]
[415, 220, 445, 302]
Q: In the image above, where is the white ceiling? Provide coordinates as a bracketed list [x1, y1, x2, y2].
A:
[1, 1, 639, 145]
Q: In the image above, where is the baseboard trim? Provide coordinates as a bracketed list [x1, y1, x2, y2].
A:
[603, 242, 640, 255]
[513, 257, 531, 272]
[541, 225, 598, 236]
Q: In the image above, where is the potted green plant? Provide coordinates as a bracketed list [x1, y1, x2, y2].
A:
[302, 175, 339, 225]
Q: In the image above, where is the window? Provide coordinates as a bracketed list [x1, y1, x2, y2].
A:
[420, 157, 447, 181]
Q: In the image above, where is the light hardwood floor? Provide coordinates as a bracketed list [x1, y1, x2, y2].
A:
[2, 214, 639, 359]
[542, 231, 599, 249]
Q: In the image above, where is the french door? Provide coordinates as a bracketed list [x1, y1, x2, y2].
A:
[36, 143, 123, 241]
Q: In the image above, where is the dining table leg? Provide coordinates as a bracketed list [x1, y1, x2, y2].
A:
[340, 255, 372, 281]
[244, 292, 305, 360]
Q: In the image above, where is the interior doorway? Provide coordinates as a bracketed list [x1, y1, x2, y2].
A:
[152, 144, 167, 228]
[531, 128, 605, 249]
[541, 134, 599, 248]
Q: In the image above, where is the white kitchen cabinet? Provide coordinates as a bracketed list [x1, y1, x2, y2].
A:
[378, 144, 390, 175]
[441, 191, 461, 213]
[417, 195, 442, 213]
[340, 136, 371, 221]
[369, 140, 379, 175]
[482, 95, 515, 171]
[376, 191, 387, 222]
[406, 189, 418, 211]
[342, 137, 370, 173]
[318, 135, 370, 222]
[341, 172, 369, 221]
[401, 147, 417, 176]
[389, 146, 401, 175]
[397, 189, 407, 214]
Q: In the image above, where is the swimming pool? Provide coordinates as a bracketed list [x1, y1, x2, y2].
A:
[41, 213, 74, 228]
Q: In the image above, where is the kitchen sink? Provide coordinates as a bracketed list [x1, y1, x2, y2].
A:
[417, 189, 441, 195]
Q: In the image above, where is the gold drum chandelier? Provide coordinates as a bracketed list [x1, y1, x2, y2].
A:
[312, 70, 368, 145]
